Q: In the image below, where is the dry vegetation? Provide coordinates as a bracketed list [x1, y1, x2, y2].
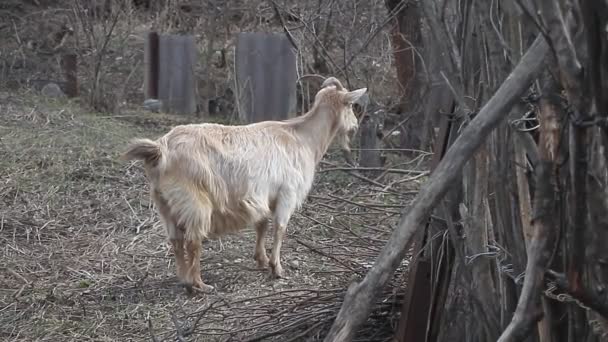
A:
[0, 0, 401, 113]
[0, 1, 428, 340]
[0, 91, 427, 341]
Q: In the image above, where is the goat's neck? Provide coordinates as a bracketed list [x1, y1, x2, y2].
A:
[293, 104, 339, 163]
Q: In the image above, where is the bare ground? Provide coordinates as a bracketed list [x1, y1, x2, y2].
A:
[0, 92, 429, 341]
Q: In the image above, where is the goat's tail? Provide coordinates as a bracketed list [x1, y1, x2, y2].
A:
[121, 138, 164, 167]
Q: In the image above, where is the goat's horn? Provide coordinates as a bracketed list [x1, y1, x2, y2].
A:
[296, 74, 326, 84]
[321, 77, 344, 91]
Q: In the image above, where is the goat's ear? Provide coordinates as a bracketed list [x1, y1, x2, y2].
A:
[344, 88, 367, 104]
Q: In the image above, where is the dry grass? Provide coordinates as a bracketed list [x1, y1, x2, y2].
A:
[0, 92, 429, 341]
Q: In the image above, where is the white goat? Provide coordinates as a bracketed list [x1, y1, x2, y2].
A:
[121, 76, 367, 292]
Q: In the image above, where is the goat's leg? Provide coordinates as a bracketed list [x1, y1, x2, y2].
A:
[254, 219, 270, 269]
[269, 224, 286, 278]
[171, 237, 187, 281]
[269, 197, 296, 278]
[170, 223, 187, 282]
[168, 225, 190, 287]
[153, 189, 188, 285]
[185, 239, 214, 292]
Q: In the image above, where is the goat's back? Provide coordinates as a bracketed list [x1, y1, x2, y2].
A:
[158, 123, 317, 215]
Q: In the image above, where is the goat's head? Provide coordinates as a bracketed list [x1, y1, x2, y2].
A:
[308, 76, 368, 165]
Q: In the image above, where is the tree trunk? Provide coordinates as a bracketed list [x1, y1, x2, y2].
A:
[384, 0, 425, 150]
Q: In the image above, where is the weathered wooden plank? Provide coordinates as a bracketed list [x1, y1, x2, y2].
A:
[61, 53, 78, 98]
[235, 32, 297, 123]
[395, 111, 454, 342]
[144, 31, 159, 99]
[359, 115, 383, 167]
[158, 34, 196, 115]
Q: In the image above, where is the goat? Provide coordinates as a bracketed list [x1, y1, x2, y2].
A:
[121, 76, 367, 292]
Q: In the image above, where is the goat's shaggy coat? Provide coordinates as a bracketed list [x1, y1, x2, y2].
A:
[122, 77, 367, 291]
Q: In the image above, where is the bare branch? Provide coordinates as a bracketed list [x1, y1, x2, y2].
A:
[171, 312, 187, 342]
[269, 0, 299, 51]
[147, 316, 160, 342]
[536, 0, 582, 98]
[340, 0, 410, 74]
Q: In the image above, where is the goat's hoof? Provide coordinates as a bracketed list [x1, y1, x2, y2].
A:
[182, 282, 195, 294]
[193, 280, 214, 293]
[193, 284, 215, 293]
[181, 281, 214, 294]
[269, 265, 285, 279]
[255, 258, 269, 269]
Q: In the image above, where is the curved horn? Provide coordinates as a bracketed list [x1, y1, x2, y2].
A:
[296, 74, 326, 84]
[321, 76, 344, 91]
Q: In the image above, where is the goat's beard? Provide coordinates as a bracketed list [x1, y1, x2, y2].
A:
[341, 148, 355, 166]
[337, 129, 357, 166]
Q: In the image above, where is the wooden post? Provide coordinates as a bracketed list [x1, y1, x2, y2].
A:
[395, 112, 456, 342]
[158, 34, 196, 115]
[144, 31, 159, 99]
[359, 115, 383, 167]
[61, 53, 78, 98]
[235, 32, 298, 123]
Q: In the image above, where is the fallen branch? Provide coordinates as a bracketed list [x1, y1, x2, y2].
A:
[318, 167, 425, 175]
[184, 299, 222, 336]
[147, 316, 160, 342]
[284, 321, 327, 342]
[295, 239, 363, 275]
[245, 311, 334, 342]
[351, 147, 432, 154]
[323, 34, 549, 342]
[171, 312, 187, 342]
